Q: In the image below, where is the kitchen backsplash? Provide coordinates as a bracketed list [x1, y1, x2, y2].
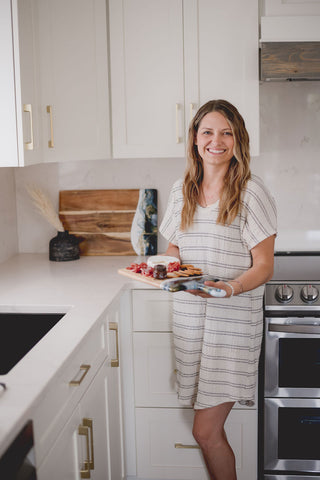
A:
[1, 81, 320, 261]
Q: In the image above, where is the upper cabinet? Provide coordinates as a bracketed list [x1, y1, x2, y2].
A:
[109, 0, 260, 158]
[1, 0, 42, 167]
[37, 0, 111, 163]
[1, 0, 110, 167]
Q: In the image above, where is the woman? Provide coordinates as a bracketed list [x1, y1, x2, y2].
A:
[159, 99, 277, 480]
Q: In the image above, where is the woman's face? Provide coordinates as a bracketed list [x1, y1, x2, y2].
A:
[195, 111, 234, 168]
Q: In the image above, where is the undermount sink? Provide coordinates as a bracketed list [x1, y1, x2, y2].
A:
[0, 312, 65, 375]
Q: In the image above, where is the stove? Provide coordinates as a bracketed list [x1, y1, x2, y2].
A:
[262, 252, 320, 480]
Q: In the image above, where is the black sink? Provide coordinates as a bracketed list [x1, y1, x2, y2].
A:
[0, 313, 65, 375]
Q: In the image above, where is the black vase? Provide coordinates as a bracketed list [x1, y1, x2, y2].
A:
[49, 230, 80, 262]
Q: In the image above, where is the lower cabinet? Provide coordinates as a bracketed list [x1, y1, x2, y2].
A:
[37, 361, 110, 479]
[124, 289, 258, 480]
[36, 304, 124, 480]
[135, 407, 257, 480]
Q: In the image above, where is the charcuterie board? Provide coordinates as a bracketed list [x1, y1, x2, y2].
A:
[118, 268, 165, 288]
[118, 267, 227, 297]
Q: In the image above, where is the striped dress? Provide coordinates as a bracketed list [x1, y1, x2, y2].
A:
[159, 175, 277, 409]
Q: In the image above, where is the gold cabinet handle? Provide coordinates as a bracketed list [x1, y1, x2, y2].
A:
[78, 425, 91, 478]
[175, 103, 181, 144]
[83, 418, 94, 470]
[46, 105, 54, 148]
[23, 104, 34, 150]
[69, 364, 91, 386]
[189, 103, 196, 121]
[109, 322, 119, 367]
[175, 442, 200, 449]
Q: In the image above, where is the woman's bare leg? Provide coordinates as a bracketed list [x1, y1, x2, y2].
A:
[193, 402, 236, 480]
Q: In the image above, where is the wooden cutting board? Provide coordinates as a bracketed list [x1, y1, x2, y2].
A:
[59, 189, 140, 255]
[118, 268, 164, 288]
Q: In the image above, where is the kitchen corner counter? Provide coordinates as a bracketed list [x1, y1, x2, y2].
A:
[0, 253, 147, 459]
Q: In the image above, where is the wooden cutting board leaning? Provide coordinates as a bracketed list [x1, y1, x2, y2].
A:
[59, 189, 140, 255]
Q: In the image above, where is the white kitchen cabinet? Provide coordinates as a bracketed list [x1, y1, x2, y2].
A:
[1, 0, 110, 168]
[109, 0, 259, 158]
[35, 305, 123, 480]
[1, 0, 42, 167]
[37, 0, 111, 163]
[122, 289, 258, 480]
[37, 362, 111, 480]
[135, 408, 257, 480]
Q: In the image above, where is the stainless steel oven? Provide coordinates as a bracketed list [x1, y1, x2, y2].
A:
[265, 313, 320, 398]
[262, 253, 320, 480]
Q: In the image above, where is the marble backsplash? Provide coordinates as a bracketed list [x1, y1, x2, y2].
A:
[2, 81, 320, 261]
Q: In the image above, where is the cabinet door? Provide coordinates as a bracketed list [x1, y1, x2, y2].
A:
[79, 362, 111, 480]
[133, 332, 180, 407]
[132, 289, 173, 332]
[38, 363, 111, 480]
[7, 0, 43, 167]
[0, 0, 19, 167]
[37, 405, 82, 480]
[109, 0, 186, 158]
[135, 407, 257, 480]
[37, 0, 110, 163]
[106, 315, 124, 480]
[185, 0, 260, 156]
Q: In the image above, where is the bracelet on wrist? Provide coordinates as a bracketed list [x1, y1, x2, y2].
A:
[230, 279, 244, 294]
[224, 282, 234, 297]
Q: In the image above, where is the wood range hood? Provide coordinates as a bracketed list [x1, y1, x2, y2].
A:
[260, 41, 320, 81]
[260, 16, 320, 81]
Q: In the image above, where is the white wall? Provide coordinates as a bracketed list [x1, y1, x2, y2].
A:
[13, 81, 320, 255]
[0, 168, 18, 263]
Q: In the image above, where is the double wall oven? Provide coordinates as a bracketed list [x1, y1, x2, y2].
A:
[262, 252, 320, 480]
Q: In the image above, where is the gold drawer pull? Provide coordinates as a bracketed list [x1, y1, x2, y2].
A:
[83, 418, 94, 470]
[23, 104, 34, 150]
[69, 364, 91, 386]
[175, 442, 200, 449]
[175, 103, 181, 144]
[109, 322, 119, 367]
[78, 424, 91, 478]
[46, 105, 54, 148]
[189, 102, 196, 121]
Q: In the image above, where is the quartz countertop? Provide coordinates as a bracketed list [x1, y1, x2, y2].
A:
[0, 253, 147, 458]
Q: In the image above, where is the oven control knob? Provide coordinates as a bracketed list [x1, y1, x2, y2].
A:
[275, 284, 293, 303]
[301, 285, 319, 303]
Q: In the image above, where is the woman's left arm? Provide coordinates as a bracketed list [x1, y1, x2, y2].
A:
[202, 235, 276, 298]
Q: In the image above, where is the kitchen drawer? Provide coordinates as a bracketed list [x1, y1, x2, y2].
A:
[133, 331, 257, 410]
[33, 314, 108, 466]
[132, 289, 172, 331]
[133, 332, 179, 407]
[135, 407, 257, 480]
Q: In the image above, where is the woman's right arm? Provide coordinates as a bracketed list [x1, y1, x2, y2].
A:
[164, 242, 180, 260]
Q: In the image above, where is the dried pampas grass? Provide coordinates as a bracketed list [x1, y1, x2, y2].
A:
[27, 185, 64, 232]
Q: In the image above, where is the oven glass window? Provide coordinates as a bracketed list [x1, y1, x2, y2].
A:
[278, 407, 320, 460]
[279, 338, 320, 388]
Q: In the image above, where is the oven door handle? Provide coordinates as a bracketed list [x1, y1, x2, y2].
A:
[268, 323, 320, 334]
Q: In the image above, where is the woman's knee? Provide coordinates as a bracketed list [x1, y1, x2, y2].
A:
[192, 419, 224, 451]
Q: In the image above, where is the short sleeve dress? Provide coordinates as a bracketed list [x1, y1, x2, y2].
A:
[159, 174, 277, 409]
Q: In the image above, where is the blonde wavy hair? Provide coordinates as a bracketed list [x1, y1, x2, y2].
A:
[181, 99, 251, 230]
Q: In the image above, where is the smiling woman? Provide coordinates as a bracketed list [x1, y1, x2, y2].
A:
[159, 99, 277, 480]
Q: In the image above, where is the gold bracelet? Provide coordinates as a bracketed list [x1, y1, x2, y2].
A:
[231, 279, 244, 294]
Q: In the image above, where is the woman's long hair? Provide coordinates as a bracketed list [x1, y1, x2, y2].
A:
[181, 99, 251, 230]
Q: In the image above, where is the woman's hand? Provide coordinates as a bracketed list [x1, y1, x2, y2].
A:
[186, 280, 233, 298]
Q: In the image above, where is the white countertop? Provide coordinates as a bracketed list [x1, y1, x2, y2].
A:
[0, 253, 146, 458]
